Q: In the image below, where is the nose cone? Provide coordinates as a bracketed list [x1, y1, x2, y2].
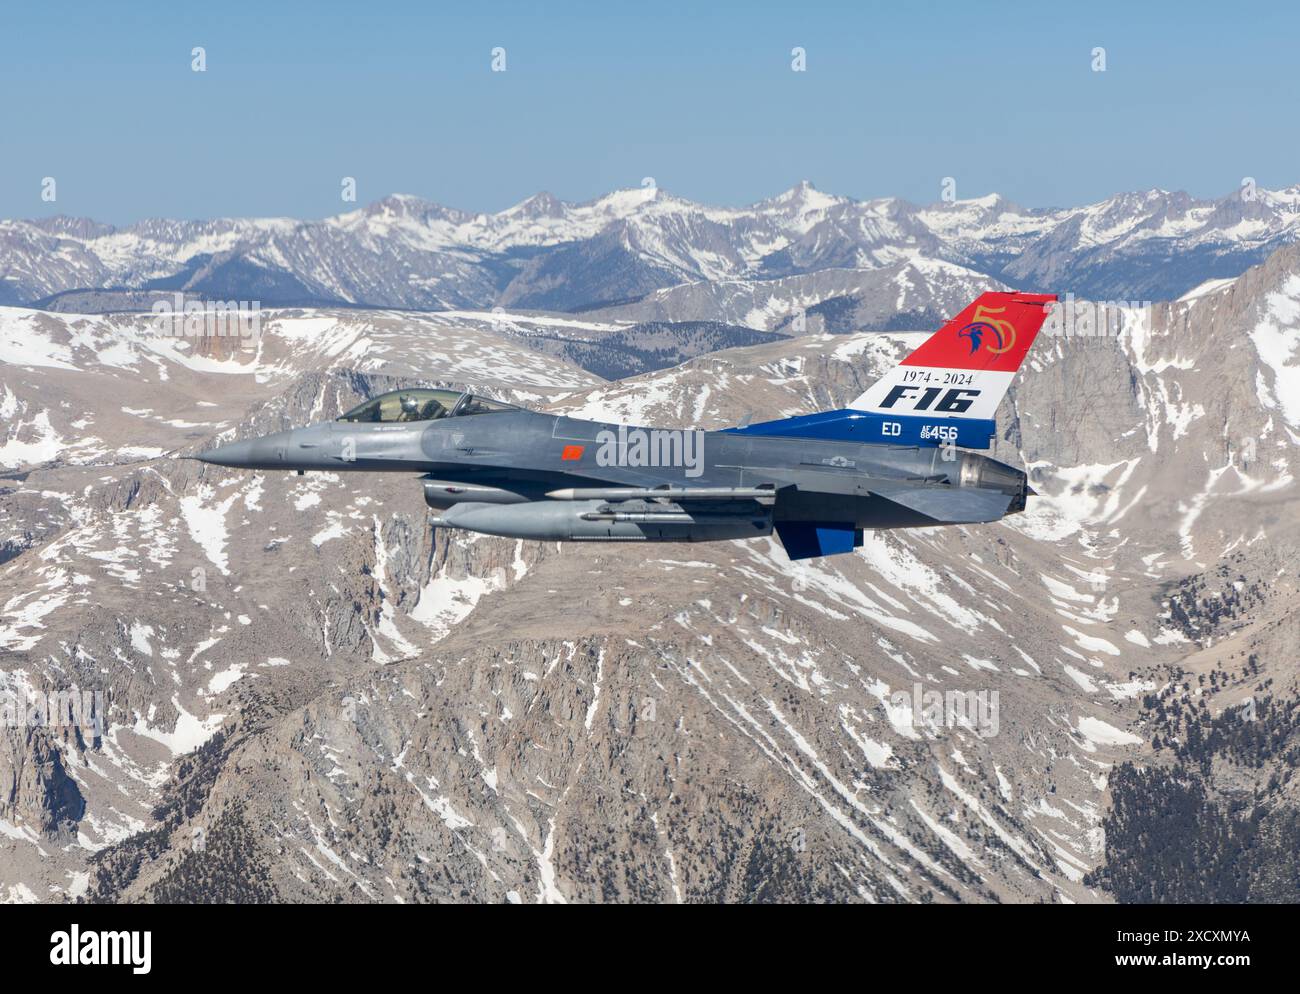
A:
[195, 424, 340, 470]
[196, 432, 288, 469]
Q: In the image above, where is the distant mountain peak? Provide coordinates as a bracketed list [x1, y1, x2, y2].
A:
[359, 193, 471, 224]
[963, 193, 1005, 210]
[779, 179, 818, 197]
[763, 180, 844, 212]
[368, 192, 432, 211]
[503, 191, 567, 219]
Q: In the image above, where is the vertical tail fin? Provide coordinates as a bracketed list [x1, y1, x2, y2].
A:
[849, 291, 1056, 420]
[724, 290, 1056, 448]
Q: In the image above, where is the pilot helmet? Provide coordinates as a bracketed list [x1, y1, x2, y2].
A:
[399, 394, 420, 414]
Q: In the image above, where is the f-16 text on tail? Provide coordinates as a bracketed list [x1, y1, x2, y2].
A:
[195, 291, 1056, 560]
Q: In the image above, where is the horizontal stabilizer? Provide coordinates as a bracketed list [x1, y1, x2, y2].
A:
[775, 521, 864, 560]
[870, 483, 1014, 524]
[547, 485, 777, 504]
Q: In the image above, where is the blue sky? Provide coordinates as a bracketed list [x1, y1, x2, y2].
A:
[2, 0, 1297, 223]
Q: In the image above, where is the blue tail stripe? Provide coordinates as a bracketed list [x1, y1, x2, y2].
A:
[725, 409, 995, 449]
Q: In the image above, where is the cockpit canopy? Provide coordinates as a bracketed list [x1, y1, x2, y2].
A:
[337, 389, 520, 424]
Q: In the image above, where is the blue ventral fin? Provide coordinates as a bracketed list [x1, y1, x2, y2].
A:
[775, 521, 863, 560]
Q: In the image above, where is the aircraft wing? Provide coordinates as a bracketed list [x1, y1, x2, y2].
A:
[869, 482, 1014, 524]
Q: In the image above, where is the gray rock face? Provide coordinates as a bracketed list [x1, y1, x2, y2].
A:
[1, 244, 1299, 902]
[2, 728, 85, 838]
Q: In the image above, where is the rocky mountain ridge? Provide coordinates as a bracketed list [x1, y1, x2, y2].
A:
[1, 243, 1298, 902]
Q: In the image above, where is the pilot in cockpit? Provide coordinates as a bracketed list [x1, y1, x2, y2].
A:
[397, 394, 445, 421]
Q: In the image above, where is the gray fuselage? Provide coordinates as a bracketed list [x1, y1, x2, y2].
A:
[197, 407, 1029, 535]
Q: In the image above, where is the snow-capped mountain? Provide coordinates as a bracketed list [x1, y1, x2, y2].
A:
[3, 242, 1299, 903]
[5, 181, 1299, 318]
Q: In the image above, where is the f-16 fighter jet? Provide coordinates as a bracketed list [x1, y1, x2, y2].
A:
[197, 291, 1055, 560]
